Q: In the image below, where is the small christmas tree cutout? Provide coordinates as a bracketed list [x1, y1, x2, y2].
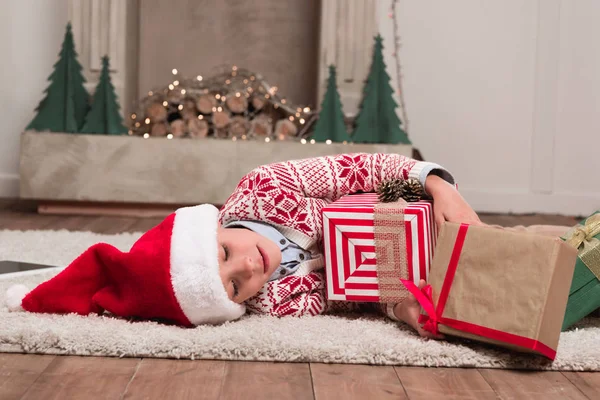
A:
[352, 34, 410, 144]
[310, 65, 352, 143]
[27, 22, 89, 133]
[81, 56, 128, 135]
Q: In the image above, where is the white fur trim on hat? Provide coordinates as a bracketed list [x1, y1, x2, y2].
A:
[170, 204, 246, 325]
[5, 284, 29, 312]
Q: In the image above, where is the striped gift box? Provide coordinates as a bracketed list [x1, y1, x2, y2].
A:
[323, 193, 435, 302]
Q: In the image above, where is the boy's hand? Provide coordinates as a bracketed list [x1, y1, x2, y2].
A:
[424, 175, 483, 231]
[393, 280, 445, 340]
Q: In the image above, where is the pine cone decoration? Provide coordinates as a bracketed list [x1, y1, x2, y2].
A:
[400, 179, 426, 202]
[376, 178, 426, 203]
[376, 179, 404, 203]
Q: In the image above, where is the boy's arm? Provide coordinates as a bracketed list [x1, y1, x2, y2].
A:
[220, 153, 455, 238]
[229, 152, 452, 202]
[244, 271, 328, 317]
[244, 271, 372, 317]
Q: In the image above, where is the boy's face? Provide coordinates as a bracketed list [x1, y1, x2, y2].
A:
[217, 227, 282, 303]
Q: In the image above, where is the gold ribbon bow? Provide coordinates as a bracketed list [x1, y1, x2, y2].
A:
[564, 213, 600, 280]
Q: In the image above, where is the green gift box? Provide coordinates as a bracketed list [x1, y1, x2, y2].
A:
[561, 211, 600, 331]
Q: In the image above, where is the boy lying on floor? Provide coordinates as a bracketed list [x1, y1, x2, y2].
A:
[7, 153, 566, 338]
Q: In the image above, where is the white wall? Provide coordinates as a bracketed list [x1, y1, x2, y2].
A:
[0, 0, 68, 197]
[2, 1, 598, 217]
[378, 0, 600, 217]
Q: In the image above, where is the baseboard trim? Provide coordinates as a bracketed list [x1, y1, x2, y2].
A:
[0, 174, 19, 198]
[461, 189, 600, 217]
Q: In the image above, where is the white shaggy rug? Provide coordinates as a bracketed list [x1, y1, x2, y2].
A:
[1, 229, 599, 371]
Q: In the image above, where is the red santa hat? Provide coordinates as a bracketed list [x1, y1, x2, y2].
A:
[4, 204, 245, 326]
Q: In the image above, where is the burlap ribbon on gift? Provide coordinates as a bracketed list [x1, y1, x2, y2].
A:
[564, 213, 600, 280]
[374, 199, 410, 303]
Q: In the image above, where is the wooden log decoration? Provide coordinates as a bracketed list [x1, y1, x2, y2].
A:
[212, 110, 231, 129]
[181, 109, 198, 122]
[183, 98, 197, 112]
[251, 95, 266, 111]
[167, 89, 183, 104]
[274, 118, 298, 140]
[226, 92, 248, 114]
[146, 102, 168, 122]
[170, 119, 186, 137]
[197, 94, 217, 114]
[228, 116, 250, 137]
[249, 115, 273, 138]
[150, 122, 168, 137]
[188, 118, 209, 138]
[213, 128, 229, 139]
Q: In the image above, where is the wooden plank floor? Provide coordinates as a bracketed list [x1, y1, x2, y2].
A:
[0, 199, 597, 400]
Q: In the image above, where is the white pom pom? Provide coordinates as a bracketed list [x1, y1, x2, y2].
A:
[5, 284, 29, 312]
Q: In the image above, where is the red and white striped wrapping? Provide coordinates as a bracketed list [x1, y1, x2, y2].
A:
[323, 193, 435, 302]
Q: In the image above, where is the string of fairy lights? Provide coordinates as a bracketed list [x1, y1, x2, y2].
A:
[128, 66, 319, 143]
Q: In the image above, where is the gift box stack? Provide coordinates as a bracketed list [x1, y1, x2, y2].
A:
[322, 193, 435, 303]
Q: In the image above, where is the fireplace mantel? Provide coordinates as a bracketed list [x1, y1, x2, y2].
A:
[19, 131, 412, 207]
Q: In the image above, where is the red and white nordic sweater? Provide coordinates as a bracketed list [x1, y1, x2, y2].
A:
[219, 153, 452, 318]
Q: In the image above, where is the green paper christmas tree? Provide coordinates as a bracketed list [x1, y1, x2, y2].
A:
[352, 35, 410, 144]
[81, 56, 128, 135]
[310, 65, 352, 143]
[27, 22, 89, 133]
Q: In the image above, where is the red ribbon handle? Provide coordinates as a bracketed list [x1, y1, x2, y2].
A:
[400, 223, 471, 336]
[400, 280, 440, 335]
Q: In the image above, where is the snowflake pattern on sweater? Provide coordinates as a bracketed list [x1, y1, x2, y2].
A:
[219, 153, 445, 318]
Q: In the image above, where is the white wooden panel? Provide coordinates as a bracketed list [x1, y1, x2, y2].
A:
[376, 1, 407, 133]
[109, 0, 119, 65]
[89, 0, 103, 71]
[68, 0, 137, 117]
[318, 0, 378, 116]
[554, 1, 600, 200]
[530, 0, 561, 194]
[385, 1, 538, 191]
[68, 0, 90, 91]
